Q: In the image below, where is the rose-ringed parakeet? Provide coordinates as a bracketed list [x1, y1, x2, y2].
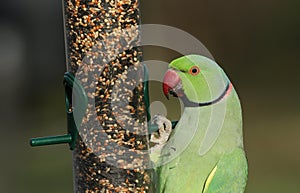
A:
[151, 55, 248, 193]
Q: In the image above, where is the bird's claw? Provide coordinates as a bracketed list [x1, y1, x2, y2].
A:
[150, 114, 172, 146]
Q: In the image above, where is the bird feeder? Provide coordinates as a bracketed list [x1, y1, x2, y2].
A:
[30, 0, 155, 192]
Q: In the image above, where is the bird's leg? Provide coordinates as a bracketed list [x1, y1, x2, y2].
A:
[150, 114, 172, 151]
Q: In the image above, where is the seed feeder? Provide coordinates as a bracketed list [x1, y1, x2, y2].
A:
[30, 0, 159, 192]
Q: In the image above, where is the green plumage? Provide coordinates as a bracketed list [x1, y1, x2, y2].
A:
[203, 148, 247, 193]
[155, 55, 248, 193]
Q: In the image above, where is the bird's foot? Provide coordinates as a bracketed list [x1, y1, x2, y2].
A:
[150, 114, 172, 148]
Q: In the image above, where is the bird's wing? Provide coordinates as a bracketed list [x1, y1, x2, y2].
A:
[202, 148, 248, 193]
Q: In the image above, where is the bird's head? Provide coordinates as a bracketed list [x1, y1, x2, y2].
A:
[163, 55, 232, 107]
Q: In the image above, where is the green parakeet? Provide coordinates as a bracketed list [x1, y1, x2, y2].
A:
[153, 55, 248, 193]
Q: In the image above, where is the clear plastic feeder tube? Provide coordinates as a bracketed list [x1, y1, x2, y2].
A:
[62, 0, 153, 192]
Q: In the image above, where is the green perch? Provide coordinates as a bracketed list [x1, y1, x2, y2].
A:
[30, 72, 87, 150]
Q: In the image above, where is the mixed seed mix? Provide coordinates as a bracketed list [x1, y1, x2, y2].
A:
[63, 0, 153, 192]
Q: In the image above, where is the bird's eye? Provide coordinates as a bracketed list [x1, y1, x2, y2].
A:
[189, 66, 200, 76]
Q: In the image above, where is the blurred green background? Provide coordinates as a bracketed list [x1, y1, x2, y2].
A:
[0, 0, 299, 192]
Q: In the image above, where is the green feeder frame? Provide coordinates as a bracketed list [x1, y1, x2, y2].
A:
[30, 72, 87, 150]
[30, 66, 178, 149]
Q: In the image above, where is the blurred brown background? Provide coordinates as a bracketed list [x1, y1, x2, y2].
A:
[0, 0, 299, 192]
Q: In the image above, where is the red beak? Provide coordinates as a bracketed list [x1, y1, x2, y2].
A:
[163, 69, 181, 99]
